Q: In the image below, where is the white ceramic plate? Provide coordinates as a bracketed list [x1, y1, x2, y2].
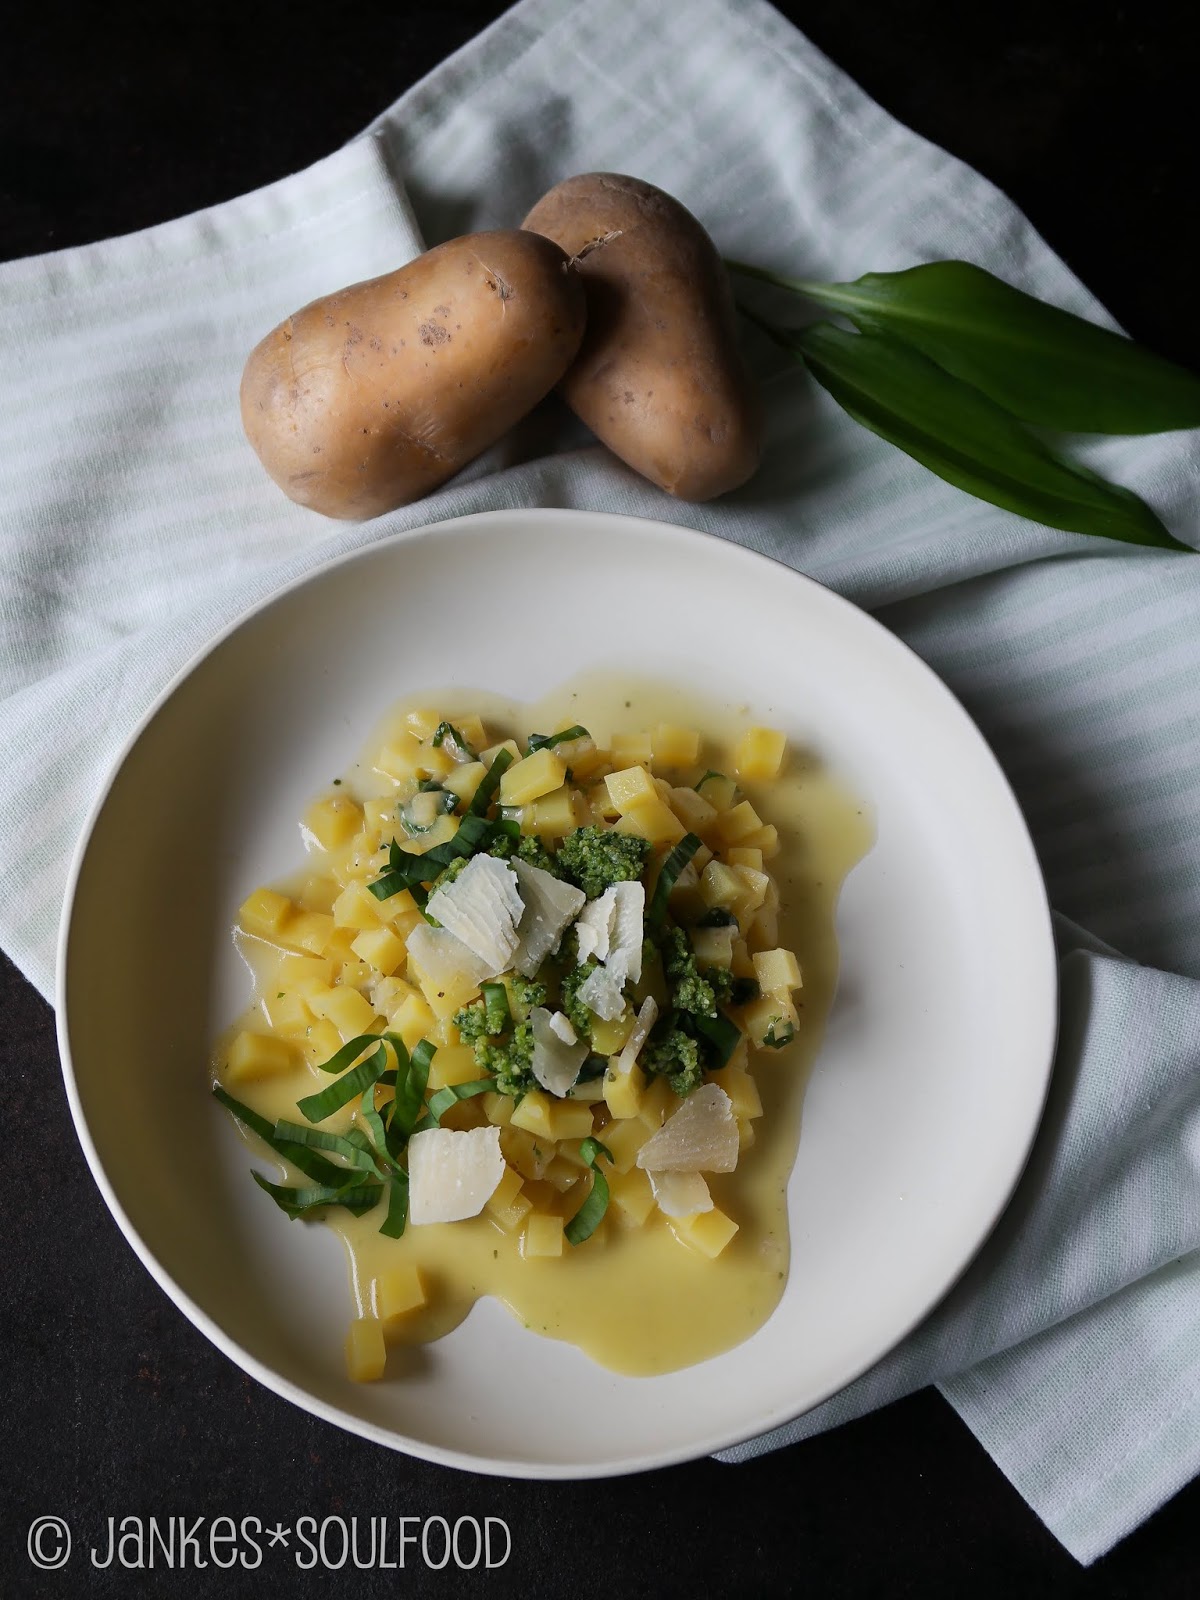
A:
[57, 508, 1056, 1477]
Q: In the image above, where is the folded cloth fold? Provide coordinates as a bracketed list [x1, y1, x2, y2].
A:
[2, 0, 1198, 1564]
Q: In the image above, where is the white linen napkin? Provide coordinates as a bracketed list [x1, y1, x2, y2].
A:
[2, 0, 1198, 1563]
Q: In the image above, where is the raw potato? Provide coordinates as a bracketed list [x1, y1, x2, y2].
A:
[240, 230, 586, 520]
[522, 174, 762, 501]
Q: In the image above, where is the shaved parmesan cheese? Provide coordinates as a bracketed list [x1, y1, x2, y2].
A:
[405, 922, 492, 990]
[530, 1007, 588, 1096]
[408, 1126, 505, 1225]
[636, 1084, 739, 1173]
[574, 892, 616, 963]
[616, 995, 659, 1074]
[424, 854, 522, 977]
[548, 1010, 578, 1046]
[648, 1170, 713, 1217]
[510, 858, 586, 977]
[607, 880, 645, 985]
[577, 961, 627, 1021]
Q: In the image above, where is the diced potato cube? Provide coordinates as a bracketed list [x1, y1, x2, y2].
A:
[345, 1317, 387, 1381]
[404, 708, 443, 741]
[591, 1008, 635, 1055]
[282, 910, 336, 956]
[523, 1214, 565, 1258]
[563, 740, 607, 780]
[608, 1165, 655, 1226]
[545, 1154, 582, 1191]
[600, 1115, 652, 1173]
[738, 1118, 756, 1152]
[713, 800, 764, 846]
[305, 794, 363, 851]
[376, 1264, 425, 1322]
[239, 887, 294, 942]
[456, 713, 487, 749]
[500, 747, 566, 807]
[734, 726, 787, 782]
[427, 1044, 481, 1091]
[307, 985, 377, 1041]
[670, 786, 719, 833]
[742, 994, 800, 1048]
[708, 1063, 764, 1119]
[443, 761, 485, 806]
[611, 730, 653, 765]
[483, 1091, 515, 1126]
[439, 1095, 489, 1132]
[333, 880, 388, 931]
[691, 924, 734, 968]
[299, 874, 339, 914]
[485, 1164, 525, 1217]
[374, 738, 420, 783]
[373, 975, 417, 1015]
[587, 783, 621, 823]
[727, 846, 764, 872]
[362, 796, 399, 836]
[696, 772, 738, 811]
[531, 786, 577, 838]
[303, 1018, 344, 1067]
[740, 824, 780, 859]
[261, 989, 312, 1038]
[652, 724, 701, 767]
[749, 908, 780, 950]
[699, 860, 744, 911]
[753, 948, 802, 994]
[500, 1125, 553, 1181]
[407, 958, 480, 1022]
[733, 865, 772, 914]
[350, 926, 405, 976]
[731, 939, 755, 979]
[412, 742, 454, 782]
[672, 1207, 739, 1258]
[546, 1100, 596, 1142]
[510, 1089, 556, 1140]
[275, 953, 336, 994]
[615, 797, 686, 846]
[490, 1191, 534, 1233]
[391, 992, 437, 1052]
[481, 738, 521, 768]
[225, 1030, 299, 1086]
[639, 1075, 680, 1131]
[605, 765, 658, 812]
[603, 1062, 646, 1121]
[566, 1075, 609, 1103]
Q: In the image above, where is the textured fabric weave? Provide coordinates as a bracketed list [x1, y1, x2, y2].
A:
[2, 0, 1197, 1564]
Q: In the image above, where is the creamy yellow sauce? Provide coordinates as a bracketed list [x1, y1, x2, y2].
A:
[219, 673, 871, 1376]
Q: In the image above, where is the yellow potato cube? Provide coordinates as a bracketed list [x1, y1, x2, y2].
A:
[345, 1318, 387, 1382]
[391, 993, 437, 1053]
[333, 880, 388, 931]
[373, 975, 418, 1016]
[307, 985, 377, 1041]
[485, 1164, 525, 1217]
[738, 1118, 756, 1152]
[490, 1191, 534, 1233]
[605, 765, 658, 812]
[481, 738, 521, 767]
[652, 723, 701, 767]
[669, 786, 720, 834]
[600, 1115, 652, 1173]
[546, 1100, 596, 1142]
[225, 1030, 299, 1086]
[455, 713, 487, 749]
[523, 1213, 565, 1258]
[713, 800, 765, 846]
[374, 738, 421, 783]
[699, 860, 744, 911]
[639, 1076, 680, 1131]
[407, 959, 480, 1022]
[708, 1063, 764, 1119]
[376, 1264, 426, 1323]
[753, 948, 802, 994]
[238, 887, 294, 942]
[733, 865, 772, 915]
[608, 1166, 655, 1226]
[691, 924, 735, 968]
[483, 1091, 515, 1126]
[350, 926, 405, 977]
[545, 1154, 583, 1192]
[362, 795, 399, 836]
[731, 939, 755, 979]
[727, 846, 764, 872]
[427, 1044, 481, 1092]
[587, 783, 621, 823]
[696, 772, 738, 811]
[603, 1062, 646, 1121]
[500, 1125, 553, 1181]
[562, 739, 607, 780]
[749, 908, 780, 951]
[672, 1207, 739, 1258]
[743, 994, 800, 1048]
[404, 708, 443, 740]
[443, 760, 485, 806]
[275, 953, 336, 993]
[412, 742, 454, 782]
[734, 726, 787, 782]
[740, 823, 780, 859]
[531, 786, 578, 838]
[299, 874, 339, 914]
[305, 794, 363, 851]
[591, 1008, 635, 1055]
[303, 1018, 344, 1067]
[500, 747, 567, 806]
[616, 797, 686, 846]
[611, 730, 653, 765]
[261, 989, 313, 1038]
[510, 1088, 556, 1140]
[282, 910, 336, 956]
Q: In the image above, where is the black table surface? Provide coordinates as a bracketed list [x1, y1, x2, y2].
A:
[3, 2, 1197, 1594]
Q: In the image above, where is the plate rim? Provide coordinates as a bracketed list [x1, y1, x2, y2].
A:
[55, 505, 1058, 1479]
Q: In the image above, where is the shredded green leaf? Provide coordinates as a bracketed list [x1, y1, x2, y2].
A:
[296, 1043, 389, 1124]
[646, 833, 703, 931]
[763, 1017, 796, 1049]
[422, 1078, 497, 1128]
[467, 747, 515, 816]
[564, 1137, 614, 1245]
[212, 1085, 345, 1185]
[482, 981, 511, 1035]
[251, 1170, 383, 1219]
[527, 724, 590, 753]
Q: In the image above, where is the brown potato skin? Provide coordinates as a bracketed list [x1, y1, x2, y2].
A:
[240, 230, 586, 520]
[522, 174, 762, 501]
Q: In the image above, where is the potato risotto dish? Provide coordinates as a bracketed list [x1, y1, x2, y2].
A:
[213, 681, 869, 1381]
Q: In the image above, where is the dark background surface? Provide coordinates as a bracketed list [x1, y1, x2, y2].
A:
[2, 1, 1198, 1594]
